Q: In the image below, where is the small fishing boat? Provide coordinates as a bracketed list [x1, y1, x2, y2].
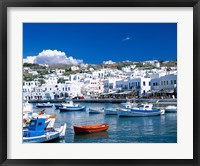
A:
[165, 105, 177, 113]
[59, 100, 85, 111]
[36, 102, 53, 108]
[88, 108, 104, 114]
[23, 109, 57, 129]
[117, 104, 165, 117]
[73, 124, 109, 133]
[23, 118, 66, 143]
[121, 100, 138, 109]
[104, 108, 117, 115]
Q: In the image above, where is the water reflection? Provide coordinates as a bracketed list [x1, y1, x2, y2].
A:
[74, 131, 109, 142]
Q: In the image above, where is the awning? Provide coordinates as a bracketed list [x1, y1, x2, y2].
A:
[158, 89, 174, 93]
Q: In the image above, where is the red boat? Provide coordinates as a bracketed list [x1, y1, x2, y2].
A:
[74, 124, 109, 133]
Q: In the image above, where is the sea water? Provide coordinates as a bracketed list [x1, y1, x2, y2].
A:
[31, 103, 177, 143]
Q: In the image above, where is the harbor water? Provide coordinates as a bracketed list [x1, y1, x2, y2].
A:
[31, 103, 177, 143]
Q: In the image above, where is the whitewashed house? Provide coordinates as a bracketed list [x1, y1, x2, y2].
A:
[151, 74, 177, 92]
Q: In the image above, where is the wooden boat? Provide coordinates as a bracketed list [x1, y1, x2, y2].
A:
[36, 102, 53, 108]
[88, 108, 104, 114]
[104, 109, 117, 115]
[121, 101, 138, 109]
[23, 109, 57, 129]
[116, 104, 165, 117]
[74, 124, 109, 133]
[59, 100, 85, 111]
[23, 118, 66, 143]
[165, 105, 177, 113]
[59, 105, 85, 111]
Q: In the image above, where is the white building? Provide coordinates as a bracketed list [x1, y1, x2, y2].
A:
[71, 66, 80, 71]
[82, 78, 104, 96]
[23, 82, 82, 100]
[56, 69, 65, 76]
[45, 76, 59, 85]
[116, 77, 151, 96]
[151, 74, 177, 92]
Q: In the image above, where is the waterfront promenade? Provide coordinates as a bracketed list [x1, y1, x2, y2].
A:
[28, 98, 177, 104]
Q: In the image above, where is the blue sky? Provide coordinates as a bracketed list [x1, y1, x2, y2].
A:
[23, 23, 177, 64]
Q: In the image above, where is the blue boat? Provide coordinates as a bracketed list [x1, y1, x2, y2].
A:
[88, 108, 104, 114]
[36, 102, 53, 108]
[59, 100, 85, 111]
[117, 104, 165, 117]
[23, 118, 66, 143]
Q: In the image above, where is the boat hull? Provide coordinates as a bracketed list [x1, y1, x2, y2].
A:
[59, 106, 85, 112]
[165, 109, 177, 113]
[36, 105, 53, 108]
[23, 131, 60, 143]
[23, 123, 66, 143]
[74, 124, 109, 133]
[117, 108, 164, 117]
[104, 109, 117, 115]
[88, 108, 104, 114]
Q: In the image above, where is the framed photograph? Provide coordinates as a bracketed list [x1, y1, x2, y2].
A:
[0, 0, 200, 166]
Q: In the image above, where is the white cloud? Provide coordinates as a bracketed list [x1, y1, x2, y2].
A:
[23, 56, 37, 64]
[122, 36, 132, 42]
[103, 60, 115, 64]
[23, 49, 83, 65]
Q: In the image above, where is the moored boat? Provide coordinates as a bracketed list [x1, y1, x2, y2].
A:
[104, 108, 117, 115]
[23, 118, 66, 143]
[59, 100, 85, 111]
[117, 104, 165, 117]
[121, 100, 138, 109]
[165, 105, 177, 113]
[74, 123, 109, 133]
[23, 109, 57, 129]
[36, 102, 53, 108]
[88, 108, 104, 114]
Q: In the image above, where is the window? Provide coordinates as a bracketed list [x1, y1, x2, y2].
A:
[38, 122, 42, 126]
[171, 80, 173, 84]
[174, 80, 177, 84]
[143, 81, 145, 86]
[149, 82, 151, 86]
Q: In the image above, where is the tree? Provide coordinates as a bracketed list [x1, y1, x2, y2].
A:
[38, 79, 45, 85]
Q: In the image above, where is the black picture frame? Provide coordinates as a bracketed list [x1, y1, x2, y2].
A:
[0, 0, 200, 165]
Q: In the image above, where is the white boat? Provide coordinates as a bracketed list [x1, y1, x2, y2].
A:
[117, 103, 165, 117]
[121, 101, 138, 109]
[88, 108, 104, 114]
[23, 118, 67, 143]
[36, 102, 53, 108]
[104, 108, 117, 115]
[23, 101, 33, 113]
[165, 105, 177, 113]
[59, 100, 85, 111]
